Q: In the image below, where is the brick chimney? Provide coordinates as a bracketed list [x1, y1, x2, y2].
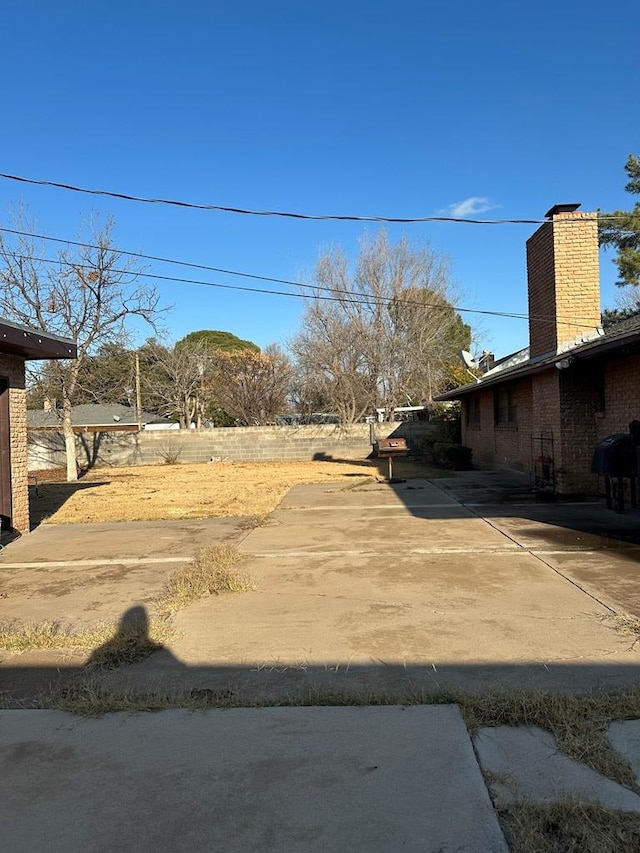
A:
[526, 204, 601, 359]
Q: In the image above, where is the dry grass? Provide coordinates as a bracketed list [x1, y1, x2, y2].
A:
[31, 458, 442, 525]
[30, 459, 412, 524]
[600, 613, 640, 646]
[498, 802, 640, 853]
[158, 544, 257, 615]
[0, 619, 175, 666]
[458, 687, 640, 791]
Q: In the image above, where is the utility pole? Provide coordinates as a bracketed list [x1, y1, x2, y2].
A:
[135, 352, 143, 432]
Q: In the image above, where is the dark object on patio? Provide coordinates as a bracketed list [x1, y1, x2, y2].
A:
[592, 428, 639, 512]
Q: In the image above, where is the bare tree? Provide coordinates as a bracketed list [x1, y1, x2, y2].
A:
[0, 212, 164, 480]
[291, 231, 471, 422]
[211, 345, 292, 425]
[141, 339, 208, 429]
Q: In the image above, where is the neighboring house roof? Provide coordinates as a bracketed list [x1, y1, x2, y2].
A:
[0, 317, 77, 360]
[28, 403, 177, 428]
[436, 315, 640, 401]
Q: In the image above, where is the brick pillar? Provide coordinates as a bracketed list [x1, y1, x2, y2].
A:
[527, 205, 600, 358]
[0, 354, 29, 533]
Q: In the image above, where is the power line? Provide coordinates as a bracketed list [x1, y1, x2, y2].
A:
[1, 248, 601, 330]
[0, 172, 623, 225]
[0, 225, 602, 327]
[0, 225, 312, 291]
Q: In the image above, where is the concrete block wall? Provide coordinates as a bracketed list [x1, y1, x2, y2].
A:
[29, 421, 437, 471]
[0, 354, 29, 532]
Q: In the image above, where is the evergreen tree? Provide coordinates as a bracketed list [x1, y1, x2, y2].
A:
[599, 154, 640, 287]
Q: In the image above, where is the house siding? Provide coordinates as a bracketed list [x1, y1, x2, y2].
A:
[462, 378, 533, 473]
[462, 352, 640, 495]
[0, 354, 29, 532]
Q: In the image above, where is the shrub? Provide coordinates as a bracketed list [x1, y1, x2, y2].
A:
[432, 442, 473, 470]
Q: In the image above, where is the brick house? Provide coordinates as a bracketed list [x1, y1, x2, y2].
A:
[0, 319, 76, 533]
[436, 204, 640, 495]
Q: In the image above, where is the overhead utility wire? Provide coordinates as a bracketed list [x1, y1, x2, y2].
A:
[0, 226, 603, 327]
[2, 249, 600, 330]
[0, 173, 622, 225]
[0, 226, 309, 292]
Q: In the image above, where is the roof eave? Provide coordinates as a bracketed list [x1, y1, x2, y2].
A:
[435, 328, 640, 401]
[0, 320, 77, 361]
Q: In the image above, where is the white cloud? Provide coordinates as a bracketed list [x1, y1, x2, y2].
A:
[439, 196, 499, 218]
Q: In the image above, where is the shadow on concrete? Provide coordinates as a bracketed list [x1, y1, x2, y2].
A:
[384, 468, 640, 550]
[85, 605, 169, 670]
[28, 479, 108, 529]
[4, 650, 640, 709]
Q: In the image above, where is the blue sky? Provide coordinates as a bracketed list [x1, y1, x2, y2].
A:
[1, 1, 638, 357]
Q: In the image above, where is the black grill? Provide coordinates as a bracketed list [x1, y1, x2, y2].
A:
[591, 422, 640, 512]
[591, 434, 637, 478]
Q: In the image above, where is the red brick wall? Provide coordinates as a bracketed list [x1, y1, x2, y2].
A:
[597, 354, 640, 439]
[0, 354, 29, 532]
[463, 353, 640, 495]
[462, 378, 533, 472]
[558, 365, 600, 493]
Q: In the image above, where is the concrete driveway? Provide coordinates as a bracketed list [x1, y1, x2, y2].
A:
[2, 469, 640, 702]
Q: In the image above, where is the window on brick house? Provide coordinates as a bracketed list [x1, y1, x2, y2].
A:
[495, 387, 517, 425]
[466, 396, 481, 426]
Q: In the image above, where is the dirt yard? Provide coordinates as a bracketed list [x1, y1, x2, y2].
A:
[30, 458, 438, 525]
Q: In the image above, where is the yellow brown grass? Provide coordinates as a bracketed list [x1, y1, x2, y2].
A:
[158, 544, 257, 614]
[31, 458, 440, 525]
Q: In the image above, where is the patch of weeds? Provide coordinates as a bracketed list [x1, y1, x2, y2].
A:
[158, 544, 257, 615]
[156, 440, 182, 464]
[238, 514, 271, 530]
[83, 618, 175, 669]
[0, 622, 116, 654]
[336, 477, 377, 493]
[600, 613, 640, 647]
[498, 802, 640, 853]
[0, 619, 174, 665]
[457, 688, 640, 791]
[43, 683, 425, 715]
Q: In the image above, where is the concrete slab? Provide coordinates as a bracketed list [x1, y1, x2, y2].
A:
[98, 547, 640, 699]
[531, 550, 640, 617]
[474, 725, 640, 811]
[0, 517, 246, 563]
[279, 480, 463, 510]
[0, 706, 507, 853]
[247, 510, 508, 555]
[0, 560, 178, 627]
[483, 514, 640, 552]
[0, 517, 248, 629]
[607, 720, 640, 786]
[6, 466, 640, 704]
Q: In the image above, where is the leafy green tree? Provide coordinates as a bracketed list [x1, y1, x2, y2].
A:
[175, 330, 260, 426]
[177, 330, 259, 353]
[599, 154, 640, 287]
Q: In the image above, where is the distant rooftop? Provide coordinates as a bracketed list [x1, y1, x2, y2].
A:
[28, 403, 176, 428]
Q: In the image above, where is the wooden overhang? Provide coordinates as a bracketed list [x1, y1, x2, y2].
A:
[0, 318, 77, 361]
